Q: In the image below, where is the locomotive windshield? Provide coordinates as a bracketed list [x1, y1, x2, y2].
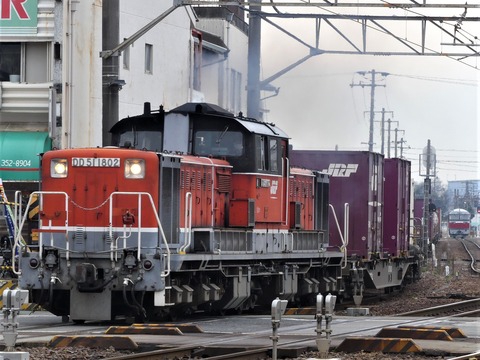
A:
[113, 129, 163, 151]
[194, 129, 244, 157]
[119, 130, 161, 151]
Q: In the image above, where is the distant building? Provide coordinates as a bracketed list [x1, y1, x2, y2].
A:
[0, 0, 249, 187]
[446, 180, 480, 215]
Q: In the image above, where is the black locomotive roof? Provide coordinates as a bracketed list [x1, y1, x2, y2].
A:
[169, 102, 234, 117]
[112, 102, 289, 139]
[170, 102, 289, 139]
[110, 113, 162, 134]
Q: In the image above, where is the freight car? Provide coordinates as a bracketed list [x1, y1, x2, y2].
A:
[13, 103, 343, 322]
[289, 151, 420, 303]
[412, 198, 442, 246]
[447, 208, 471, 238]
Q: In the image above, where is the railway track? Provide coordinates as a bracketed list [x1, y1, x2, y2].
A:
[397, 298, 480, 317]
[458, 238, 480, 274]
[99, 312, 480, 360]
[8, 302, 480, 360]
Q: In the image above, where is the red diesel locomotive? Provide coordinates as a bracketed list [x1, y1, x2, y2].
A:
[13, 103, 420, 322]
[14, 103, 338, 322]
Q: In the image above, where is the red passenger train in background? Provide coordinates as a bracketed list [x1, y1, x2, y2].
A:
[447, 208, 471, 239]
[12, 102, 420, 322]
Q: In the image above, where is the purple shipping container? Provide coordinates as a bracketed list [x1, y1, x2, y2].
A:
[290, 150, 384, 261]
[413, 198, 441, 243]
[383, 158, 411, 257]
[414, 198, 424, 220]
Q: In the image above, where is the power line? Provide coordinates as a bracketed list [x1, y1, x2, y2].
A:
[389, 73, 478, 86]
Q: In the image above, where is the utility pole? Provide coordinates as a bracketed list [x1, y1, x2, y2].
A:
[393, 128, 405, 158]
[386, 118, 398, 158]
[398, 137, 407, 158]
[351, 70, 388, 152]
[419, 139, 436, 257]
[247, 0, 262, 119]
[373, 108, 394, 156]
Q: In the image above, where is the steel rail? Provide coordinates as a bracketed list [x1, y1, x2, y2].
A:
[459, 238, 480, 274]
[397, 298, 480, 317]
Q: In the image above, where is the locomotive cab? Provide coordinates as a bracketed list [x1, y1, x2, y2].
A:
[110, 103, 164, 151]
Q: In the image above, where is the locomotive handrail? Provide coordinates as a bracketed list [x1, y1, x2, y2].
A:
[179, 192, 193, 254]
[284, 157, 289, 226]
[344, 203, 349, 248]
[108, 192, 170, 278]
[329, 203, 349, 269]
[12, 191, 69, 276]
[14, 191, 22, 231]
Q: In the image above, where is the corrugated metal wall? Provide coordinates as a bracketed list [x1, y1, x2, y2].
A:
[0, 82, 50, 113]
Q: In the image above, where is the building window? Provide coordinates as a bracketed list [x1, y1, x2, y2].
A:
[25, 42, 49, 83]
[145, 44, 153, 74]
[0, 42, 49, 83]
[0, 42, 21, 82]
[123, 39, 130, 70]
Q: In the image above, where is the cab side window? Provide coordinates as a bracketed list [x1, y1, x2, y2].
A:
[270, 138, 278, 172]
[255, 135, 266, 171]
[255, 135, 280, 174]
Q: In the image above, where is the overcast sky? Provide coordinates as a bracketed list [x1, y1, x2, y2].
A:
[258, 2, 479, 185]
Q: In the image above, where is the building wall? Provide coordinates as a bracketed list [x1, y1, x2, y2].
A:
[1, 0, 250, 150]
[116, 2, 249, 118]
[195, 14, 248, 115]
[117, 2, 196, 117]
[0, 0, 56, 133]
[447, 179, 480, 213]
[62, 0, 103, 148]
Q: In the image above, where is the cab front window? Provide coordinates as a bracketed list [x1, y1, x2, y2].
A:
[194, 130, 243, 157]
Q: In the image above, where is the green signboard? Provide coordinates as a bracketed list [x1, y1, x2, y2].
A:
[0, 131, 51, 181]
[0, 0, 38, 35]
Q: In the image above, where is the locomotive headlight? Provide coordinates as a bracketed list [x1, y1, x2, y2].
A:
[125, 159, 145, 179]
[51, 159, 68, 178]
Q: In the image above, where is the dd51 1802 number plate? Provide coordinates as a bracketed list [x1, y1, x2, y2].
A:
[72, 158, 120, 167]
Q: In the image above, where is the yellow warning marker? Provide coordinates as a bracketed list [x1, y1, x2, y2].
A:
[105, 326, 183, 335]
[376, 327, 453, 341]
[48, 335, 138, 350]
[397, 325, 467, 339]
[336, 337, 422, 353]
[283, 307, 316, 315]
[131, 323, 204, 333]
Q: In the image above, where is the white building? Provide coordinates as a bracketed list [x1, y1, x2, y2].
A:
[0, 0, 249, 187]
